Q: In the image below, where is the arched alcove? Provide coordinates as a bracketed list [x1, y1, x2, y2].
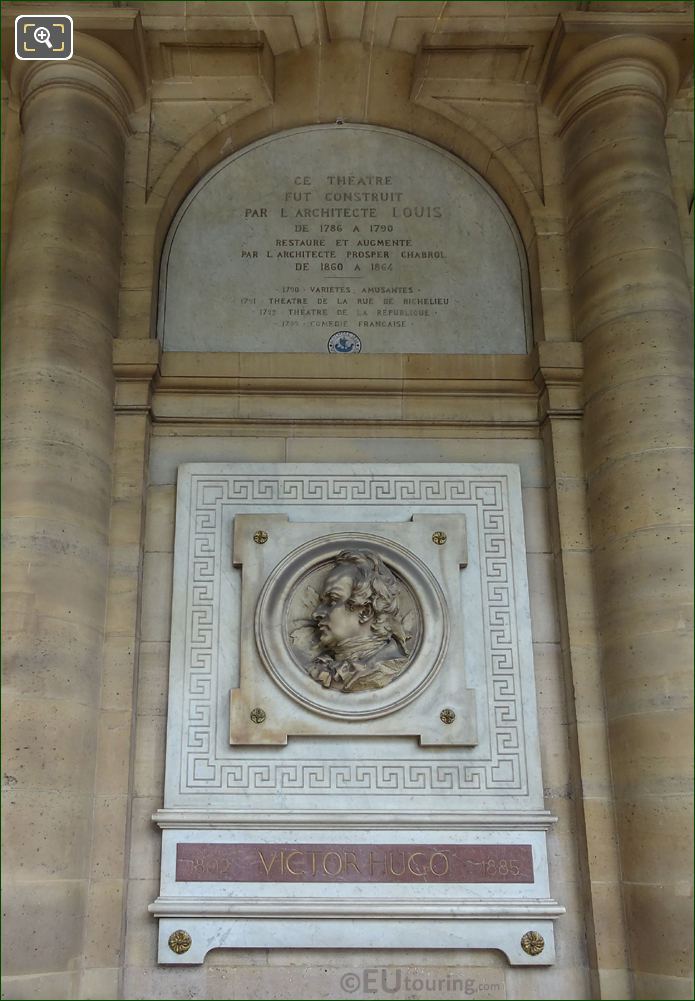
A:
[157, 124, 532, 354]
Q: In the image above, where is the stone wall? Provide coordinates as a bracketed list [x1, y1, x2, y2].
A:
[2, 4, 692, 1000]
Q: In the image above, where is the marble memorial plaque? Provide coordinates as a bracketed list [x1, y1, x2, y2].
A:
[158, 126, 531, 354]
[152, 465, 563, 965]
[176, 842, 535, 884]
[230, 513, 476, 745]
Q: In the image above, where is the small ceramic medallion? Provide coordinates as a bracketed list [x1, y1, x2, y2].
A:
[327, 330, 362, 353]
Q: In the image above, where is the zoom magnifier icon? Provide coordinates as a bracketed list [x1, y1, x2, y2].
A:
[33, 26, 52, 49]
[15, 15, 73, 60]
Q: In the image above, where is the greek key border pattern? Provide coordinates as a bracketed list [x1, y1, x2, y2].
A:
[180, 475, 525, 795]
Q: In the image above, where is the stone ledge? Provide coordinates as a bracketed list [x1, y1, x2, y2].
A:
[111, 347, 585, 424]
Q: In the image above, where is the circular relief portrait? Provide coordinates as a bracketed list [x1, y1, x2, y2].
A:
[287, 549, 421, 694]
[255, 535, 449, 720]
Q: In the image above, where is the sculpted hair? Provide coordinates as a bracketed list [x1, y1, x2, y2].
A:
[334, 549, 407, 643]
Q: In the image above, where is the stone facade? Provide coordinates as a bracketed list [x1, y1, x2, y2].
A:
[1, 3, 692, 1000]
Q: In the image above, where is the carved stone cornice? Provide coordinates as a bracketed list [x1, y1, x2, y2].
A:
[531, 342, 583, 421]
[113, 350, 550, 431]
[541, 13, 691, 127]
[146, 29, 273, 102]
[545, 34, 680, 130]
[113, 338, 161, 413]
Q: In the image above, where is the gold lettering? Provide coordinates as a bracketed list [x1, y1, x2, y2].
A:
[430, 852, 449, 877]
[344, 850, 361, 875]
[322, 851, 343, 876]
[407, 852, 427, 877]
[257, 850, 279, 877]
[387, 851, 406, 877]
[369, 852, 386, 876]
[285, 851, 305, 876]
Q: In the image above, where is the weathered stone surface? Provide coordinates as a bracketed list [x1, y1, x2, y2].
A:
[159, 126, 530, 354]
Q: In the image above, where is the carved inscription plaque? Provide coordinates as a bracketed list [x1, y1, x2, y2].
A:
[176, 843, 534, 884]
[159, 125, 530, 353]
[152, 465, 563, 967]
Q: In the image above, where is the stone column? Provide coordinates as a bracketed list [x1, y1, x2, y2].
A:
[548, 37, 693, 999]
[2, 45, 134, 997]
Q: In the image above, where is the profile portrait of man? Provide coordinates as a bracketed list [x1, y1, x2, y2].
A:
[304, 549, 414, 693]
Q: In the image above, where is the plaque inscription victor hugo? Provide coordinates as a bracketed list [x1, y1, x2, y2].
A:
[153, 464, 562, 966]
[176, 843, 535, 884]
